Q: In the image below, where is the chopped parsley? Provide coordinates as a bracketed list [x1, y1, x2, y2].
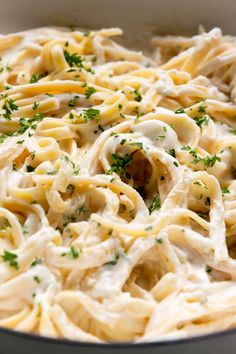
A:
[2, 250, 18, 269]
[98, 124, 104, 132]
[2, 98, 18, 120]
[148, 195, 161, 214]
[145, 225, 153, 231]
[34, 275, 41, 284]
[69, 246, 79, 259]
[0, 134, 7, 144]
[156, 128, 167, 140]
[22, 225, 29, 234]
[68, 95, 79, 107]
[84, 86, 96, 99]
[133, 89, 142, 102]
[181, 145, 221, 167]
[198, 104, 207, 113]
[63, 50, 84, 68]
[194, 103, 209, 128]
[221, 186, 230, 194]
[29, 73, 42, 84]
[196, 211, 208, 219]
[104, 248, 128, 266]
[197, 155, 221, 167]
[26, 165, 35, 172]
[205, 197, 211, 206]
[129, 142, 143, 150]
[104, 255, 120, 266]
[17, 113, 45, 134]
[12, 162, 17, 171]
[31, 258, 42, 267]
[166, 149, 176, 158]
[181, 145, 198, 158]
[206, 265, 212, 273]
[175, 108, 185, 114]
[106, 153, 133, 174]
[193, 180, 208, 189]
[30, 151, 36, 160]
[120, 138, 127, 145]
[76, 205, 87, 214]
[47, 170, 58, 175]
[194, 115, 209, 128]
[83, 107, 100, 121]
[63, 215, 76, 227]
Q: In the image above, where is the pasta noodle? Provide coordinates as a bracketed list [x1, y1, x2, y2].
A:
[0, 25, 236, 343]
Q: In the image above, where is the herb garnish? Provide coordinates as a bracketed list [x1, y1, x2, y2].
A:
[69, 246, 79, 259]
[68, 95, 79, 107]
[221, 186, 230, 194]
[148, 195, 161, 214]
[133, 89, 142, 102]
[84, 86, 96, 99]
[194, 103, 209, 128]
[63, 50, 84, 68]
[181, 145, 221, 167]
[2, 98, 18, 120]
[31, 258, 42, 267]
[63, 215, 76, 227]
[83, 107, 100, 121]
[2, 250, 18, 269]
[166, 149, 176, 158]
[29, 73, 42, 84]
[34, 276, 41, 284]
[175, 108, 185, 114]
[106, 153, 133, 174]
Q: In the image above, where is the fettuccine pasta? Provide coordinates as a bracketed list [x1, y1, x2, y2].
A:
[0, 26, 236, 343]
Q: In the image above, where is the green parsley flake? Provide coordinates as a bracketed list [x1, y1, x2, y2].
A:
[166, 149, 176, 158]
[120, 138, 127, 145]
[106, 153, 133, 174]
[84, 86, 96, 99]
[34, 275, 41, 284]
[63, 50, 84, 68]
[2, 250, 18, 269]
[133, 89, 142, 102]
[194, 104, 209, 128]
[229, 129, 236, 135]
[206, 265, 212, 273]
[68, 95, 79, 107]
[181, 145, 221, 167]
[29, 73, 42, 84]
[2, 98, 18, 120]
[221, 186, 230, 194]
[129, 142, 143, 150]
[63, 215, 76, 227]
[31, 258, 42, 267]
[175, 108, 185, 114]
[26, 165, 35, 172]
[83, 107, 100, 120]
[148, 195, 161, 214]
[69, 246, 79, 259]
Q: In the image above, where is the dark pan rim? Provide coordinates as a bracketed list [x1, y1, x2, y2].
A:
[0, 324, 236, 348]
